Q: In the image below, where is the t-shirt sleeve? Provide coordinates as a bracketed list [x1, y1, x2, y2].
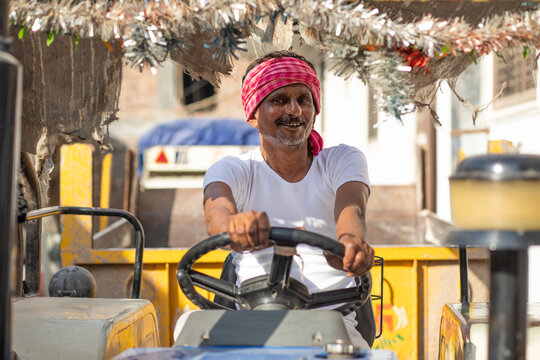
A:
[327, 144, 370, 193]
[203, 156, 249, 208]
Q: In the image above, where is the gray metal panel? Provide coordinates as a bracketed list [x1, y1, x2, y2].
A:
[12, 297, 152, 360]
[116, 347, 400, 359]
[174, 310, 352, 347]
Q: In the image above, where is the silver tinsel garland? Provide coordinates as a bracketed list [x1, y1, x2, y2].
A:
[9, 0, 540, 120]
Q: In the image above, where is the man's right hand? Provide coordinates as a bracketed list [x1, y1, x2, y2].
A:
[227, 211, 271, 252]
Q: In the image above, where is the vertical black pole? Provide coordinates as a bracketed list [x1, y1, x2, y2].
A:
[488, 249, 528, 360]
[458, 246, 469, 303]
[0, 0, 23, 356]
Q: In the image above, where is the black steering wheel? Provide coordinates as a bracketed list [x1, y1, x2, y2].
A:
[176, 227, 371, 316]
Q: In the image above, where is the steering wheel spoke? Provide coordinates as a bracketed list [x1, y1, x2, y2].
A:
[307, 278, 370, 309]
[307, 287, 364, 308]
[189, 269, 240, 302]
[268, 253, 294, 287]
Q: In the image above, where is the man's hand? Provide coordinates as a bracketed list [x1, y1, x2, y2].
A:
[325, 234, 374, 277]
[227, 210, 271, 252]
[204, 183, 271, 252]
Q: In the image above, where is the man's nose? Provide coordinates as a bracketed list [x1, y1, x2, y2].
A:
[285, 99, 302, 117]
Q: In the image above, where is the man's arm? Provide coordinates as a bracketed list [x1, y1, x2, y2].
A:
[326, 181, 374, 276]
[203, 182, 270, 250]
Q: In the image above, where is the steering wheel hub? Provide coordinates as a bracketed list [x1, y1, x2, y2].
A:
[238, 275, 311, 310]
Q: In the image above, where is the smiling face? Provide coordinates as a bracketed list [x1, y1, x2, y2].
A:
[248, 83, 316, 150]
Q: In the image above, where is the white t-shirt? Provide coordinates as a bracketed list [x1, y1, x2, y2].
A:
[203, 144, 370, 294]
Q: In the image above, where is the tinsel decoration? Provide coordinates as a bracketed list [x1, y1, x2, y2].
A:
[9, 0, 540, 121]
[365, 51, 416, 122]
[205, 25, 247, 64]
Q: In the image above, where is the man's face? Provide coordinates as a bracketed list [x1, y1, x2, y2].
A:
[249, 83, 316, 149]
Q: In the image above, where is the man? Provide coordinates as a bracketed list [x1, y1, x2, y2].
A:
[202, 51, 374, 347]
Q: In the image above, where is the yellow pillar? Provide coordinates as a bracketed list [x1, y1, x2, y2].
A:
[99, 152, 112, 230]
[60, 144, 94, 266]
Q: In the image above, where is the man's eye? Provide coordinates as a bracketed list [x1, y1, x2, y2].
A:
[299, 97, 311, 104]
[271, 98, 285, 104]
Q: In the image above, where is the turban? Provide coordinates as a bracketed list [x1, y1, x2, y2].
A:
[241, 57, 323, 155]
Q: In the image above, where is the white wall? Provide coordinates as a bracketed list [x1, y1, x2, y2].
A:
[435, 81, 454, 222]
[320, 73, 369, 147]
[488, 102, 540, 154]
[321, 71, 418, 186]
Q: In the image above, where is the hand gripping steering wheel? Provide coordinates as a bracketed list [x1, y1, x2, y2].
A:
[176, 227, 371, 316]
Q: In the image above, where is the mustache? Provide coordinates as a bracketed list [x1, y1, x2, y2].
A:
[275, 116, 306, 125]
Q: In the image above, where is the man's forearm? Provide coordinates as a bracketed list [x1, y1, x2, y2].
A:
[334, 181, 369, 245]
[203, 182, 238, 236]
[335, 205, 367, 244]
[327, 202, 373, 276]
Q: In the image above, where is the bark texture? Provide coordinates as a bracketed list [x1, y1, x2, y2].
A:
[10, 28, 122, 160]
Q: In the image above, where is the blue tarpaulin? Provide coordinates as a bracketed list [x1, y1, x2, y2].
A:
[139, 118, 260, 149]
[138, 118, 260, 174]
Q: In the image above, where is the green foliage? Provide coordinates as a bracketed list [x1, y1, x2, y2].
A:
[495, 51, 507, 64]
[18, 26, 28, 40]
[74, 35, 80, 52]
[440, 44, 451, 55]
[46, 32, 54, 46]
[468, 50, 477, 64]
[523, 45, 530, 59]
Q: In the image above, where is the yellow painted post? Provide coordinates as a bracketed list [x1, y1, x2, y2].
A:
[60, 144, 94, 266]
[100, 152, 112, 230]
[412, 260, 419, 360]
[138, 263, 171, 347]
[371, 259, 418, 359]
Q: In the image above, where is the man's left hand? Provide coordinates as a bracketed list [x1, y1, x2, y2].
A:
[324, 234, 374, 276]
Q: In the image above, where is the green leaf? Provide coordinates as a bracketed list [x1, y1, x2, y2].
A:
[440, 44, 451, 54]
[18, 26, 28, 40]
[74, 35, 80, 52]
[468, 50, 477, 64]
[495, 51, 507, 64]
[46, 32, 54, 47]
[523, 45, 530, 59]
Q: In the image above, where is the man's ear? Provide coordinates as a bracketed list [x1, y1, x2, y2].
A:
[247, 113, 258, 129]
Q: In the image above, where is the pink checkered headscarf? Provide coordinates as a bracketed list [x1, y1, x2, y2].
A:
[241, 56, 323, 155]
